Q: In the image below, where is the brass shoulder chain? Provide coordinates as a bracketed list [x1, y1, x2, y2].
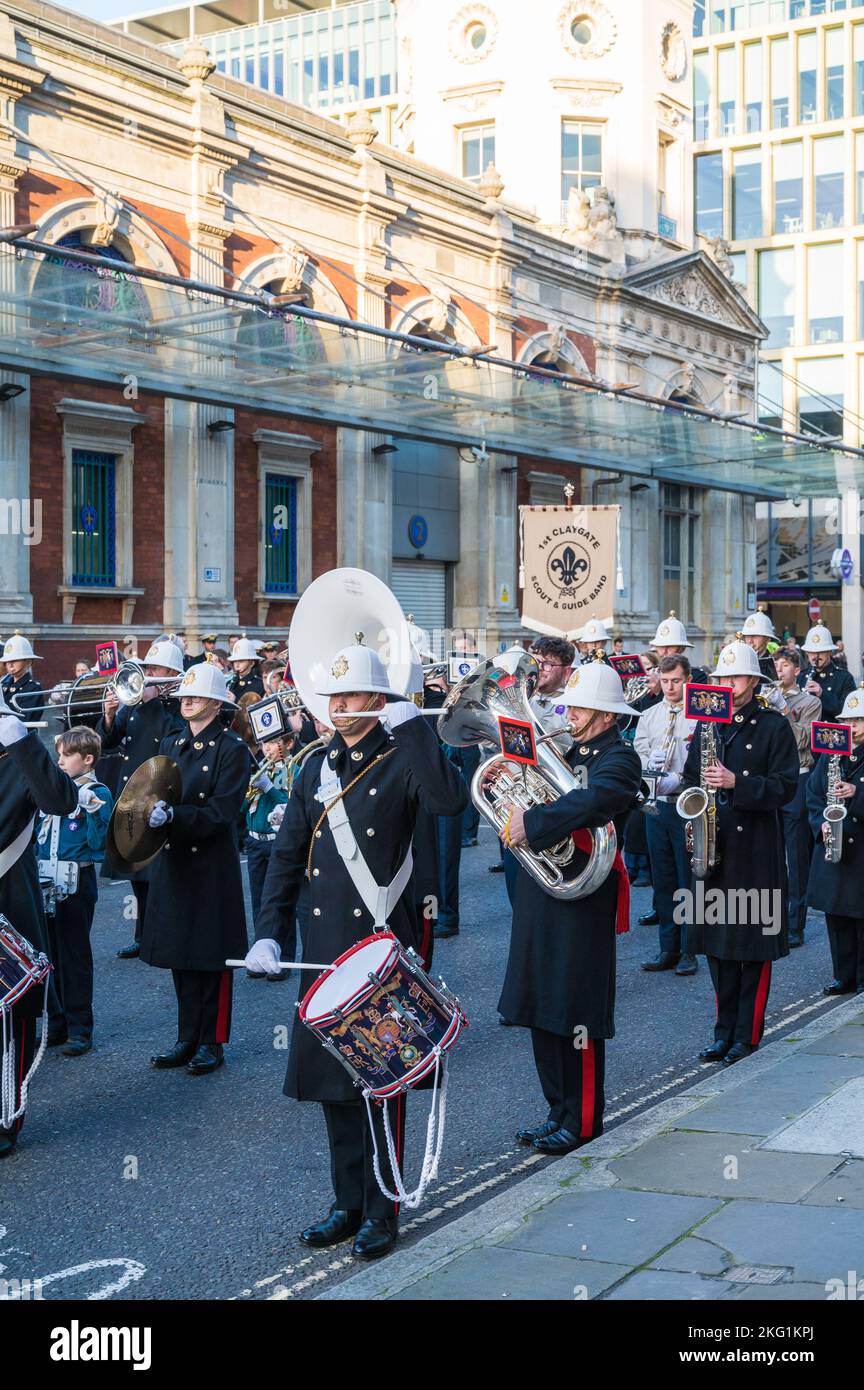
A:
[306, 748, 397, 879]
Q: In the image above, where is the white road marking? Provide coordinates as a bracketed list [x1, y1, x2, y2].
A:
[0, 1257, 146, 1300]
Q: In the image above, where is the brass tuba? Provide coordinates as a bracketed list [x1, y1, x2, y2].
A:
[437, 653, 617, 900]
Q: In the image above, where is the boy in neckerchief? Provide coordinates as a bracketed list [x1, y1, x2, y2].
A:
[245, 733, 293, 979]
[36, 726, 113, 1056]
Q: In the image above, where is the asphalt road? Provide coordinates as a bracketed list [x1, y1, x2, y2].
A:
[0, 821, 847, 1301]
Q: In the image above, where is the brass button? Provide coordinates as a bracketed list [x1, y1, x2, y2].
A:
[199, 792, 205, 799]
[191, 846, 198, 853]
[734, 715, 743, 723]
[313, 907, 321, 917]
[203, 765, 208, 771]
[579, 745, 590, 755]
[353, 908, 362, 918]
[746, 743, 752, 750]
[750, 718, 756, 724]
[330, 750, 337, 761]
[312, 868, 320, 877]
[209, 740, 215, 746]
[367, 828, 375, 837]
[351, 750, 362, 762]
[736, 825, 743, 831]
[742, 770, 749, 776]
[315, 830, 322, 839]
[369, 788, 377, 796]
[194, 740, 204, 749]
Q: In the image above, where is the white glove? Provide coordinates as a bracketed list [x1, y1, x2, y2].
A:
[245, 938, 282, 974]
[251, 771, 274, 794]
[647, 747, 667, 771]
[77, 785, 105, 814]
[148, 800, 173, 828]
[382, 700, 421, 731]
[656, 772, 680, 797]
[0, 712, 28, 747]
[267, 803, 286, 831]
[766, 686, 787, 713]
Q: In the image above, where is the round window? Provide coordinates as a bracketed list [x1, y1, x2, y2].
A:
[466, 21, 487, 50]
[570, 18, 593, 44]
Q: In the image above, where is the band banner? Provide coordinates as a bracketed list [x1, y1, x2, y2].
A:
[518, 504, 618, 639]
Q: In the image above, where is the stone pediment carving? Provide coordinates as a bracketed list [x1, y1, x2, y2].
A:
[625, 254, 764, 338]
[649, 271, 731, 322]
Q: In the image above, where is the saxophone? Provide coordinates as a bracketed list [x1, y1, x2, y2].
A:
[675, 721, 720, 879]
[823, 754, 847, 864]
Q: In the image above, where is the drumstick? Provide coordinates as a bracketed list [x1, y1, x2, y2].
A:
[225, 958, 332, 971]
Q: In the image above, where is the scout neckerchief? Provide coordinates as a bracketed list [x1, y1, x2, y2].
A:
[315, 751, 413, 929]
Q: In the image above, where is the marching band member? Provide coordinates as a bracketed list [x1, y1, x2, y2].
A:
[227, 636, 265, 700]
[637, 611, 708, 716]
[801, 624, 855, 722]
[245, 732, 292, 940]
[0, 632, 44, 718]
[185, 633, 218, 670]
[774, 647, 821, 949]
[682, 639, 799, 1067]
[499, 661, 642, 1155]
[741, 610, 780, 683]
[579, 617, 611, 663]
[806, 685, 864, 996]
[0, 692, 82, 1156]
[142, 661, 250, 1075]
[97, 637, 185, 960]
[528, 637, 576, 752]
[36, 727, 113, 1056]
[635, 655, 698, 976]
[245, 642, 467, 1259]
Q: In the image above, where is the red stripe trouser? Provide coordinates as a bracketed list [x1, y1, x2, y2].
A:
[171, 969, 233, 1047]
[1, 1009, 36, 1137]
[707, 957, 772, 1047]
[530, 1029, 606, 1140]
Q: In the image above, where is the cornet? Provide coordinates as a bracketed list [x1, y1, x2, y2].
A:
[10, 661, 181, 725]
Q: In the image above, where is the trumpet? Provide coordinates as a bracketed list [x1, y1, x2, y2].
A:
[10, 661, 182, 725]
[245, 754, 282, 805]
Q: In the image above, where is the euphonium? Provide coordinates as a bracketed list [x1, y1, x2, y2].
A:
[675, 720, 720, 879]
[437, 653, 616, 900]
[823, 754, 847, 864]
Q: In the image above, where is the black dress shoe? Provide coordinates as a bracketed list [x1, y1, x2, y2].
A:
[151, 1040, 197, 1069]
[698, 1039, 732, 1062]
[187, 1044, 224, 1074]
[461, 837, 478, 849]
[352, 1217, 398, 1259]
[532, 1126, 588, 1156]
[630, 876, 652, 888]
[300, 1208, 363, 1248]
[62, 1037, 92, 1057]
[823, 980, 855, 996]
[723, 1042, 756, 1067]
[788, 932, 804, 949]
[641, 952, 680, 972]
[246, 969, 266, 979]
[0, 1127, 17, 1159]
[498, 1016, 516, 1026]
[434, 924, 459, 939]
[515, 1119, 559, 1147]
[266, 970, 290, 982]
[675, 953, 698, 976]
[638, 909, 659, 926]
[488, 862, 505, 874]
[117, 942, 140, 959]
[45, 1028, 68, 1048]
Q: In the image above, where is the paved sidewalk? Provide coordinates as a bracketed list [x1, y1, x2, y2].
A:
[321, 995, 864, 1301]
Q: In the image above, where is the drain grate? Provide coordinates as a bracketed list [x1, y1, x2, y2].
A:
[725, 1265, 790, 1285]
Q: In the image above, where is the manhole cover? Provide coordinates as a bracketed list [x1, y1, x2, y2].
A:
[726, 1265, 790, 1285]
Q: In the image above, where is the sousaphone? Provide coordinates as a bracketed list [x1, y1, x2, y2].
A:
[288, 568, 415, 728]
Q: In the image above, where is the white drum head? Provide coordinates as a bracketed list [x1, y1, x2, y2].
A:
[306, 937, 395, 1021]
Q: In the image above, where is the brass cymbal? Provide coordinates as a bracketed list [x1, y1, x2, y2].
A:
[109, 755, 182, 870]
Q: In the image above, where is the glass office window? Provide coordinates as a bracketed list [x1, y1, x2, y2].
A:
[718, 47, 737, 133]
[694, 49, 711, 139]
[744, 42, 763, 131]
[771, 36, 790, 127]
[757, 359, 785, 428]
[759, 247, 795, 347]
[857, 132, 864, 218]
[798, 357, 844, 438]
[814, 135, 845, 228]
[773, 141, 803, 232]
[695, 152, 725, 237]
[462, 124, 496, 182]
[826, 26, 846, 118]
[858, 241, 864, 336]
[798, 32, 818, 122]
[729, 250, 747, 285]
[856, 25, 864, 113]
[808, 243, 844, 342]
[733, 148, 763, 237]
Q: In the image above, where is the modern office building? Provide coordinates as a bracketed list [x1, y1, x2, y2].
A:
[693, 0, 864, 641]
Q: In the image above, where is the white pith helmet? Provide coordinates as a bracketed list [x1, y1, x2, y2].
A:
[801, 624, 837, 654]
[315, 643, 400, 699]
[228, 635, 263, 663]
[142, 636, 185, 673]
[562, 659, 639, 716]
[649, 611, 692, 649]
[742, 611, 775, 639]
[711, 639, 762, 679]
[2, 632, 42, 662]
[177, 661, 234, 703]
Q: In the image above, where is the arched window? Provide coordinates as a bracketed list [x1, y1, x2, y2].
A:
[236, 280, 325, 366]
[37, 231, 150, 321]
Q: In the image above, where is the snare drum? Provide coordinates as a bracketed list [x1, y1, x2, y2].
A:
[0, 915, 51, 1011]
[299, 932, 467, 1099]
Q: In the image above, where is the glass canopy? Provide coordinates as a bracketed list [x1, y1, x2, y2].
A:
[1, 242, 862, 502]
